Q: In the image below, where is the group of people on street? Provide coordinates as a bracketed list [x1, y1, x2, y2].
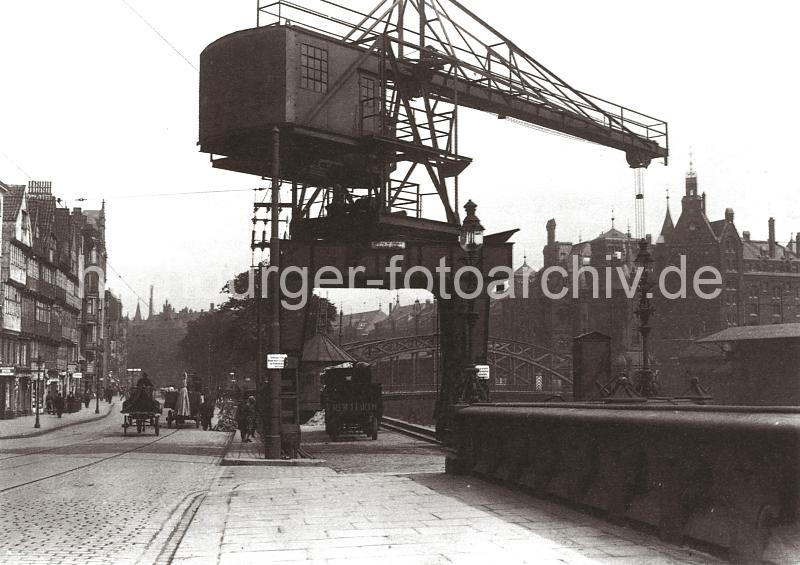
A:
[45, 392, 66, 417]
[44, 387, 116, 417]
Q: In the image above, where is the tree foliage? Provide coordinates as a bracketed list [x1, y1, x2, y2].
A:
[178, 270, 338, 389]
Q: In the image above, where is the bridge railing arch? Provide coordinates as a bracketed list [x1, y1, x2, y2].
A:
[341, 333, 572, 394]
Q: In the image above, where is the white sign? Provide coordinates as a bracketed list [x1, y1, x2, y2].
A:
[0, 366, 14, 377]
[371, 241, 406, 250]
[266, 354, 288, 369]
[475, 365, 490, 380]
[72, 372, 83, 379]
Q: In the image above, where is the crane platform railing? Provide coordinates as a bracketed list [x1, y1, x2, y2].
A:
[257, 0, 668, 165]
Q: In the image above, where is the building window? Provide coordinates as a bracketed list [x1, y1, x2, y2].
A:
[774, 286, 782, 299]
[360, 74, 377, 114]
[3, 286, 21, 318]
[35, 302, 51, 323]
[300, 43, 328, 93]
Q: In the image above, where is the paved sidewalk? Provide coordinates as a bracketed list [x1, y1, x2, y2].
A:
[0, 399, 115, 439]
[173, 466, 722, 565]
[174, 427, 722, 564]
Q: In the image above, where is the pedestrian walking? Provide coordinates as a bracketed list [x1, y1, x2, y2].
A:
[84, 389, 91, 408]
[199, 395, 215, 431]
[236, 396, 256, 442]
[54, 392, 65, 418]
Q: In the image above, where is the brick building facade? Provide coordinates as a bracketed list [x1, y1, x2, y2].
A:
[0, 179, 110, 418]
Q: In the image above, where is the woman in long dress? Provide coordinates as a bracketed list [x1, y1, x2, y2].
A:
[174, 373, 191, 419]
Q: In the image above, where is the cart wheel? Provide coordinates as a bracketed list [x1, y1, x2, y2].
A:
[154, 416, 160, 436]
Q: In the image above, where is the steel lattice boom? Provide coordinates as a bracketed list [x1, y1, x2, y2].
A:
[257, 0, 668, 169]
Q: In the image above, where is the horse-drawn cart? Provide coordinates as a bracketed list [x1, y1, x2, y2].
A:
[121, 388, 162, 436]
[164, 390, 202, 428]
[321, 363, 382, 441]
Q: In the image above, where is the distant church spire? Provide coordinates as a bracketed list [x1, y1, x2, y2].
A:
[133, 302, 142, 322]
[659, 187, 675, 242]
[148, 285, 154, 319]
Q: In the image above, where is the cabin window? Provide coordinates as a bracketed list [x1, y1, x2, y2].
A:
[359, 75, 377, 116]
[300, 43, 328, 93]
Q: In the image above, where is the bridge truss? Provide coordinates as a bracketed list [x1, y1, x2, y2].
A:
[342, 333, 572, 395]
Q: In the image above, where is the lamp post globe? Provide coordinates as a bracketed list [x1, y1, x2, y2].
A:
[458, 200, 484, 255]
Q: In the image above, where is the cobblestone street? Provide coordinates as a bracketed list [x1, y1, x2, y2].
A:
[0, 412, 724, 564]
[0, 404, 231, 564]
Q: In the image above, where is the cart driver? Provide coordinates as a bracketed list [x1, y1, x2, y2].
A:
[136, 372, 153, 389]
[136, 372, 154, 399]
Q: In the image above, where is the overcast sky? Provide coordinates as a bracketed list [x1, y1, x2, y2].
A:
[1, 1, 798, 317]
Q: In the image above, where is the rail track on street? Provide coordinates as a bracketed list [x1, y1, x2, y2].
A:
[0, 425, 122, 464]
[380, 416, 439, 444]
[0, 427, 180, 494]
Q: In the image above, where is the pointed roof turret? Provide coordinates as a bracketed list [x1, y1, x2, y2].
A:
[133, 303, 143, 322]
[658, 189, 674, 243]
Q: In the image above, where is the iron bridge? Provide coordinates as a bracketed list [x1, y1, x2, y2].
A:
[342, 334, 572, 394]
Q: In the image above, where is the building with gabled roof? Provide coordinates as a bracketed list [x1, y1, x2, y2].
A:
[652, 163, 800, 394]
[0, 180, 92, 417]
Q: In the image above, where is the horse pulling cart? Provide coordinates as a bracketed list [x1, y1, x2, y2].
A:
[121, 387, 162, 436]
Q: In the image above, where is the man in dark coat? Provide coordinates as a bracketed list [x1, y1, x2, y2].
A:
[199, 396, 215, 431]
[54, 392, 65, 418]
[237, 397, 256, 442]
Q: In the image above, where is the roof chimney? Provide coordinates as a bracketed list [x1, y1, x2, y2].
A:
[725, 208, 734, 223]
[768, 217, 776, 258]
[546, 219, 556, 245]
[742, 231, 750, 242]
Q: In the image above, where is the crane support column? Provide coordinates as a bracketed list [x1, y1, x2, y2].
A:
[267, 126, 282, 459]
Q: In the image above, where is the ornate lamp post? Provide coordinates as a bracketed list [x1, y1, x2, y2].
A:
[458, 200, 485, 403]
[633, 238, 657, 397]
[34, 356, 42, 429]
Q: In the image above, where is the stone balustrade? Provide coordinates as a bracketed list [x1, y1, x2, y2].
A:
[448, 402, 800, 561]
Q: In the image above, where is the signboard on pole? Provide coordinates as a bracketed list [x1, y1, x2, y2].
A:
[266, 354, 288, 370]
[475, 365, 490, 380]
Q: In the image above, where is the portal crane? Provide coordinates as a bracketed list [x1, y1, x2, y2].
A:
[200, 0, 668, 241]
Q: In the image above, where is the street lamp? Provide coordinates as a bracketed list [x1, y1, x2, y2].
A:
[458, 200, 485, 403]
[633, 238, 657, 397]
[458, 200, 484, 254]
[34, 356, 42, 429]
